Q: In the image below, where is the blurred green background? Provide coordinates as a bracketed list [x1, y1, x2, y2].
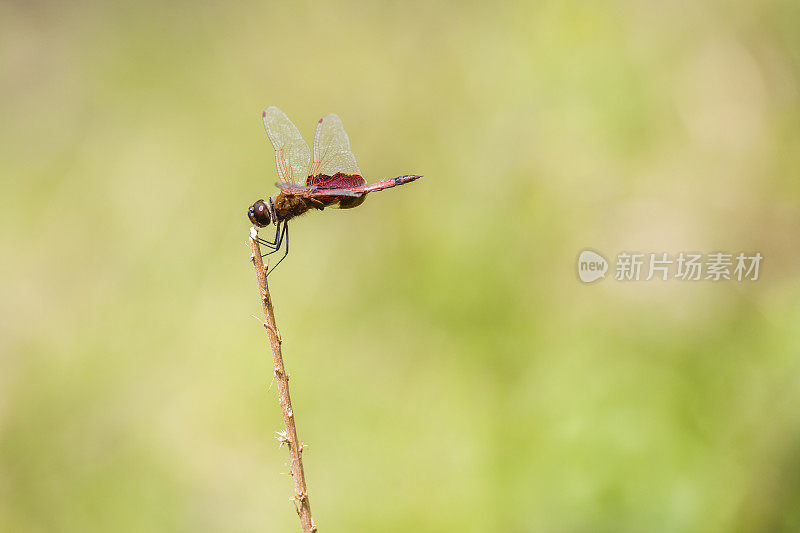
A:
[2, 1, 800, 531]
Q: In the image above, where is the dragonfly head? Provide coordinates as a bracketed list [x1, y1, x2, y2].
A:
[248, 199, 272, 227]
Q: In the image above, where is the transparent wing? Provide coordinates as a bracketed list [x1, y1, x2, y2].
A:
[310, 113, 363, 181]
[275, 182, 314, 190]
[263, 106, 311, 185]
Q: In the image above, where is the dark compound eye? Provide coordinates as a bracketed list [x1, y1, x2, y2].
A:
[247, 200, 271, 227]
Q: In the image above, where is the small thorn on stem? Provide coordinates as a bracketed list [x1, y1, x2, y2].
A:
[263, 322, 282, 343]
[275, 429, 290, 447]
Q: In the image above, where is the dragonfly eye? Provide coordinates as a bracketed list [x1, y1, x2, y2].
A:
[248, 200, 271, 227]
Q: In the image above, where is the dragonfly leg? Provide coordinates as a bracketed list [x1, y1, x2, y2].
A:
[265, 223, 289, 279]
[261, 222, 286, 259]
[257, 222, 282, 249]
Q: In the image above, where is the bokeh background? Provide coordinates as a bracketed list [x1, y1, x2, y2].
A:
[2, 1, 800, 531]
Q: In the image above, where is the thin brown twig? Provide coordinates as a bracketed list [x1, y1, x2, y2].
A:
[249, 227, 316, 533]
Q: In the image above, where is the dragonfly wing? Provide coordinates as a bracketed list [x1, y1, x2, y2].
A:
[310, 113, 364, 185]
[263, 106, 311, 186]
[314, 175, 422, 208]
[275, 182, 315, 191]
[309, 173, 366, 189]
[309, 175, 422, 195]
[306, 187, 365, 198]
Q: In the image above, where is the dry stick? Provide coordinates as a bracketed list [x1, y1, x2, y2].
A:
[249, 227, 316, 533]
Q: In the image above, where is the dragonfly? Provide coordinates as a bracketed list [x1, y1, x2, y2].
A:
[248, 106, 422, 276]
